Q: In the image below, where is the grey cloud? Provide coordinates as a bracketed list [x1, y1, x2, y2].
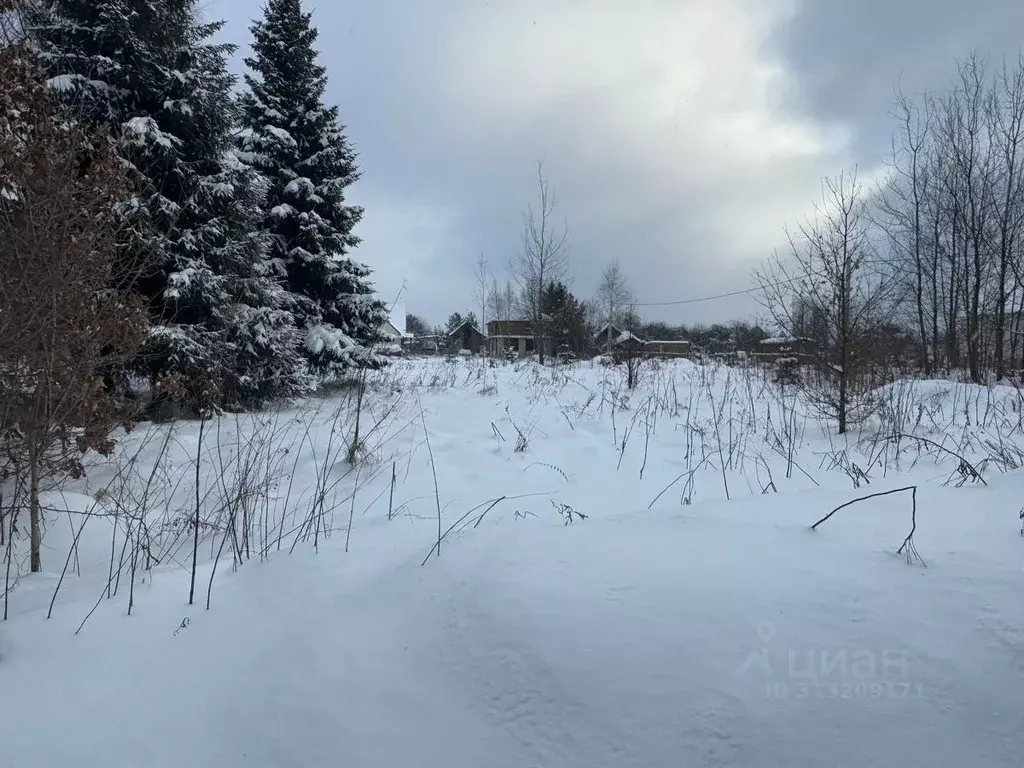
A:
[212, 0, 1023, 329]
[774, 0, 1024, 160]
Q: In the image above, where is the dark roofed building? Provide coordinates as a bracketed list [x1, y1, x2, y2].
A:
[486, 319, 553, 358]
[447, 321, 486, 354]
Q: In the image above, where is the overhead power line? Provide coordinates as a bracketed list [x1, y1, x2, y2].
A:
[634, 273, 808, 308]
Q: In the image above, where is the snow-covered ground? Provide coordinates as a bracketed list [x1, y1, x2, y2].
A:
[1, 357, 1022, 767]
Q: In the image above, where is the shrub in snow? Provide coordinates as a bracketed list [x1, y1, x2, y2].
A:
[0, 55, 148, 573]
[774, 357, 801, 387]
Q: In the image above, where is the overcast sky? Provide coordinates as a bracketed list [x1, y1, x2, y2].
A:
[212, 0, 1024, 328]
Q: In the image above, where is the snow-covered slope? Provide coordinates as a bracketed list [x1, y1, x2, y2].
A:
[1, 358, 1022, 767]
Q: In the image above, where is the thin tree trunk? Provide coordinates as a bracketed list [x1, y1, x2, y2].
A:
[996, 257, 1008, 379]
[1015, 290, 1024, 373]
[970, 236, 983, 382]
[188, 416, 205, 606]
[911, 152, 930, 373]
[931, 217, 941, 371]
[29, 445, 41, 573]
[915, 253, 929, 373]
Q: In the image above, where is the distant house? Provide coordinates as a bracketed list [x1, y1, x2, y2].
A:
[380, 304, 413, 347]
[380, 319, 404, 342]
[486, 319, 553, 358]
[595, 325, 692, 358]
[757, 336, 815, 359]
[613, 330, 644, 349]
[447, 321, 487, 354]
[596, 326, 692, 362]
[594, 324, 624, 350]
[645, 339, 692, 358]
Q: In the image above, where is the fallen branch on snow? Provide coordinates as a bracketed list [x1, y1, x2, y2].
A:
[811, 486, 916, 531]
[810, 485, 925, 566]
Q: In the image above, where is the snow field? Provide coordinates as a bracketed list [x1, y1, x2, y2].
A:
[1, 356, 1022, 767]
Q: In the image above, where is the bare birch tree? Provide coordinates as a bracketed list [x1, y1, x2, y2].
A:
[473, 254, 489, 354]
[757, 170, 893, 434]
[512, 161, 569, 365]
[488, 279, 518, 324]
[938, 55, 996, 382]
[875, 87, 934, 373]
[988, 56, 1024, 377]
[597, 258, 633, 350]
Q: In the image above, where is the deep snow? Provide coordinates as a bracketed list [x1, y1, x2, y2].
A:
[0, 357, 1022, 767]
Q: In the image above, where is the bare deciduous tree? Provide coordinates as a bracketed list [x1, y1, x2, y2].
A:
[757, 170, 894, 434]
[512, 161, 569, 365]
[938, 55, 995, 382]
[597, 258, 634, 350]
[0, 0, 29, 47]
[987, 57, 1024, 378]
[488, 279, 517, 326]
[875, 86, 933, 373]
[473, 254, 489, 354]
[0, 52, 147, 572]
[621, 296, 644, 390]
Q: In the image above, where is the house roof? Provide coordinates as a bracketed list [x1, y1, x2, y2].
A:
[760, 336, 812, 346]
[487, 319, 533, 334]
[595, 323, 622, 338]
[446, 320, 484, 337]
[388, 304, 406, 336]
[380, 320, 403, 338]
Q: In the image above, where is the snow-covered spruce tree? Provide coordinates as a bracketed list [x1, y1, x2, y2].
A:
[26, 0, 310, 408]
[240, 0, 387, 376]
[197, 148, 311, 406]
